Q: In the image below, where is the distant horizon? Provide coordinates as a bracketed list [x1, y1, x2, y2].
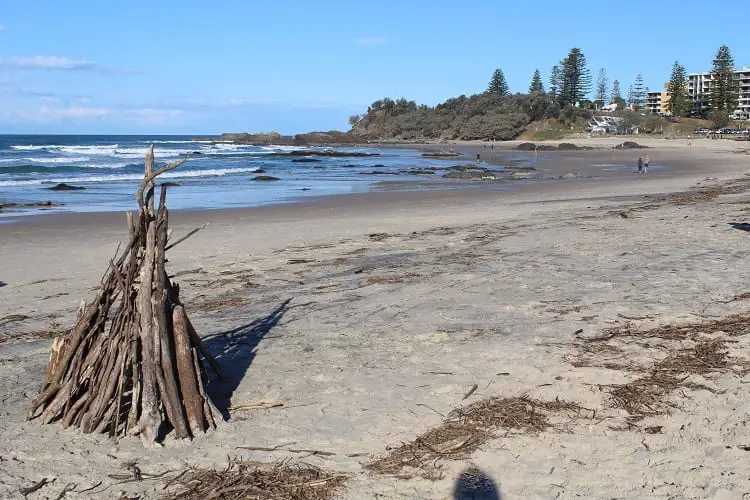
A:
[2, 0, 747, 134]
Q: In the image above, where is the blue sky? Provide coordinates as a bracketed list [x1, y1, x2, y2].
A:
[1, 0, 747, 134]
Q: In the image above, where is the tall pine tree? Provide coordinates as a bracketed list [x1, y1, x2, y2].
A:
[631, 74, 646, 111]
[667, 61, 688, 117]
[595, 68, 608, 109]
[487, 69, 510, 96]
[710, 45, 738, 113]
[529, 69, 544, 93]
[558, 48, 591, 107]
[611, 79, 623, 106]
[549, 65, 561, 98]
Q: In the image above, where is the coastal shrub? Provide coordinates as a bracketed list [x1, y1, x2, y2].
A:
[354, 92, 558, 141]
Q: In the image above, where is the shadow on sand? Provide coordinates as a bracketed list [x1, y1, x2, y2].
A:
[202, 298, 292, 419]
[453, 467, 502, 500]
[728, 222, 750, 232]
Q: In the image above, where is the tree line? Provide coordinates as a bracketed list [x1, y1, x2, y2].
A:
[350, 45, 743, 140]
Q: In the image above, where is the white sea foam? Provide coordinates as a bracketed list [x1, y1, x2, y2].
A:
[25, 156, 89, 164]
[11, 144, 120, 153]
[0, 166, 262, 186]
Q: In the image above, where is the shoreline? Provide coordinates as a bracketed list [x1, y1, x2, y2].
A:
[3, 135, 747, 224]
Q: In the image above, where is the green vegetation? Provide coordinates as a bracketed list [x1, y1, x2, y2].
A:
[557, 48, 591, 107]
[595, 69, 608, 109]
[353, 92, 559, 141]
[667, 62, 688, 117]
[611, 79, 624, 108]
[549, 65, 561, 99]
[487, 69, 510, 96]
[529, 69, 544, 94]
[710, 45, 739, 125]
[628, 74, 646, 111]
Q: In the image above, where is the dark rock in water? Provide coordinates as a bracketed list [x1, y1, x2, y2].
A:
[410, 169, 436, 175]
[191, 151, 203, 155]
[160, 182, 181, 187]
[372, 164, 386, 168]
[446, 164, 487, 171]
[47, 183, 85, 191]
[251, 175, 281, 181]
[299, 188, 312, 191]
[421, 151, 460, 157]
[507, 165, 536, 171]
[515, 142, 556, 151]
[0, 200, 59, 211]
[255, 168, 267, 173]
[291, 158, 322, 163]
[515, 142, 538, 151]
[360, 171, 397, 175]
[616, 141, 648, 149]
[443, 170, 497, 180]
[284, 149, 379, 157]
[557, 142, 579, 150]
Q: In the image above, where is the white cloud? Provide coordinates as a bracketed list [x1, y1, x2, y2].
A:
[122, 108, 187, 125]
[39, 106, 111, 118]
[353, 36, 390, 46]
[0, 56, 98, 70]
[0, 56, 139, 74]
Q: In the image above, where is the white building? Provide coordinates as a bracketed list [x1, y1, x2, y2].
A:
[687, 67, 750, 119]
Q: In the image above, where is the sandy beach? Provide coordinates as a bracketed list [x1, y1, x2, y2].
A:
[2, 137, 750, 499]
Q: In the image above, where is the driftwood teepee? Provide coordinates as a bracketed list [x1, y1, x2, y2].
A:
[27, 146, 222, 446]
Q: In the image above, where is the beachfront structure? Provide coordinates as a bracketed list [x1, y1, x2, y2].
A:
[645, 88, 671, 116]
[687, 67, 750, 119]
[587, 115, 630, 134]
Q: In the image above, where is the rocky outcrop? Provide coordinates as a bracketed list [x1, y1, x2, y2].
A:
[251, 175, 281, 181]
[46, 183, 85, 191]
[204, 130, 372, 146]
[281, 150, 379, 158]
[0, 201, 59, 211]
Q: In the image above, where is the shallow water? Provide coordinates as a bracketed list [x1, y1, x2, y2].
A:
[0, 135, 537, 217]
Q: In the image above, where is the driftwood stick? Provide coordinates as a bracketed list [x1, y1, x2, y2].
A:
[193, 348, 219, 429]
[165, 224, 207, 251]
[152, 187, 190, 439]
[185, 314, 225, 380]
[136, 175, 161, 445]
[173, 305, 206, 435]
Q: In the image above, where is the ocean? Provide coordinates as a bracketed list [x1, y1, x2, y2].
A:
[0, 135, 523, 218]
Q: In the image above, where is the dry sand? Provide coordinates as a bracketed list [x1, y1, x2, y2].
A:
[1, 137, 750, 499]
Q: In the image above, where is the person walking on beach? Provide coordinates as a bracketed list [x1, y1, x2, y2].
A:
[643, 154, 650, 174]
[637, 156, 643, 174]
[476, 152, 481, 163]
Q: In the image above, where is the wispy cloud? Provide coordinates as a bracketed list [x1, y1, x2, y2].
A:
[0, 56, 138, 74]
[38, 106, 111, 118]
[0, 25, 6, 31]
[353, 36, 390, 46]
[223, 98, 351, 110]
[10, 105, 187, 126]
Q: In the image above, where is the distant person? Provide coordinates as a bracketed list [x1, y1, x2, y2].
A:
[637, 156, 643, 174]
[476, 152, 481, 163]
[643, 154, 650, 174]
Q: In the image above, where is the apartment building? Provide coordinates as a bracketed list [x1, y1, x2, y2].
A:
[687, 67, 750, 119]
[645, 89, 671, 115]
